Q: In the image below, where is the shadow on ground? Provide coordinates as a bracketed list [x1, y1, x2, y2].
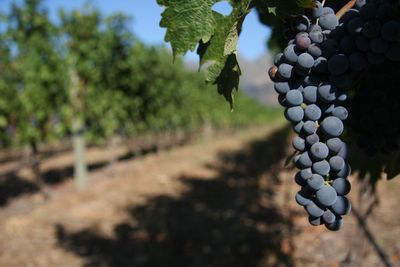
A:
[56, 126, 297, 267]
[0, 141, 184, 206]
[0, 160, 108, 206]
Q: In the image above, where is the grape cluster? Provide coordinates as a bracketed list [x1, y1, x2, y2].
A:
[269, 0, 400, 230]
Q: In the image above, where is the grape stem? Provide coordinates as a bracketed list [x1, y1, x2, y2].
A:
[336, 0, 356, 19]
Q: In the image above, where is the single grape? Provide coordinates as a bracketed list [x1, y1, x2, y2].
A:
[310, 142, 329, 160]
[305, 104, 322, 121]
[329, 155, 345, 171]
[332, 106, 349, 120]
[305, 202, 324, 217]
[300, 168, 313, 180]
[303, 86, 318, 104]
[332, 178, 351, 195]
[293, 136, 306, 151]
[319, 14, 339, 30]
[285, 106, 304, 122]
[312, 160, 331, 176]
[296, 151, 313, 168]
[278, 63, 294, 80]
[295, 32, 311, 50]
[322, 210, 336, 224]
[321, 116, 344, 137]
[274, 81, 291, 94]
[316, 185, 338, 207]
[331, 196, 351, 215]
[327, 138, 344, 154]
[312, 1, 323, 18]
[297, 53, 315, 69]
[286, 89, 304, 106]
[283, 44, 300, 64]
[307, 174, 325, 190]
[309, 29, 324, 43]
[303, 121, 317, 135]
[308, 44, 323, 58]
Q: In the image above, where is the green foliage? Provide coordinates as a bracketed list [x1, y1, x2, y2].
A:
[157, 0, 313, 105]
[0, 0, 277, 150]
[7, 0, 67, 146]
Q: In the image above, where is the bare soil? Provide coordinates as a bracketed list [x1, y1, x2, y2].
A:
[0, 123, 399, 267]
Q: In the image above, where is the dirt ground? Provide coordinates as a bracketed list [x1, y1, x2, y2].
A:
[0, 122, 399, 267]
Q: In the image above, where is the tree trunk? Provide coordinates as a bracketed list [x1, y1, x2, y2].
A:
[29, 140, 50, 198]
[72, 119, 87, 190]
[107, 136, 118, 177]
[69, 58, 88, 190]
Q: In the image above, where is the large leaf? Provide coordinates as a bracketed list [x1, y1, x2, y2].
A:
[157, 0, 219, 57]
[197, 1, 251, 107]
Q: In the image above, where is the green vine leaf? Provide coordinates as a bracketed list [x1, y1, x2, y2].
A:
[157, 0, 219, 57]
[158, 0, 251, 106]
[197, 1, 251, 107]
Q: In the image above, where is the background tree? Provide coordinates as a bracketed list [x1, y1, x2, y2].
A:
[7, 0, 67, 194]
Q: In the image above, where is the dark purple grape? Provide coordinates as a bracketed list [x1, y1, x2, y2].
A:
[306, 202, 324, 217]
[310, 142, 329, 160]
[331, 196, 351, 215]
[332, 178, 351, 195]
[295, 32, 311, 50]
[316, 185, 337, 207]
[307, 174, 325, 190]
[322, 210, 336, 224]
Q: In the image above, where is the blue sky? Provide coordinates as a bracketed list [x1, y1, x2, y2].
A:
[0, 0, 271, 61]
